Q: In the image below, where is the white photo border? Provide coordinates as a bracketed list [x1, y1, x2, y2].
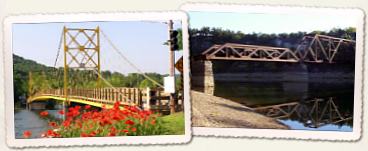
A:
[3, 11, 192, 148]
[181, 3, 364, 141]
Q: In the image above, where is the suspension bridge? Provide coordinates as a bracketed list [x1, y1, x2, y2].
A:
[26, 26, 182, 113]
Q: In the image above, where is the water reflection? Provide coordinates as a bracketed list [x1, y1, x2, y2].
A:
[14, 109, 63, 139]
[208, 81, 354, 131]
[253, 98, 353, 130]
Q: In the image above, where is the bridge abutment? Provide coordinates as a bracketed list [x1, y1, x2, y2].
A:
[191, 60, 215, 94]
[27, 102, 47, 110]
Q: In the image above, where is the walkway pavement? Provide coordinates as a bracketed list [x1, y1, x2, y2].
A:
[191, 91, 289, 129]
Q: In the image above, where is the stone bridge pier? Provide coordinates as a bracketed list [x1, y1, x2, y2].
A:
[191, 60, 215, 94]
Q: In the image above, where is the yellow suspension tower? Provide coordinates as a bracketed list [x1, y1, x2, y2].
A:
[63, 26, 101, 104]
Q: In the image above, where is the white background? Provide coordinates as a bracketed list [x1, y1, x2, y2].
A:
[1, 0, 367, 151]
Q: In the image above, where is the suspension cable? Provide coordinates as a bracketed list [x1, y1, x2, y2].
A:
[54, 29, 64, 69]
[53, 29, 64, 89]
[92, 69, 114, 88]
[100, 29, 164, 88]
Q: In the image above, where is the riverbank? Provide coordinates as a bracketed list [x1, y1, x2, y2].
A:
[191, 90, 288, 129]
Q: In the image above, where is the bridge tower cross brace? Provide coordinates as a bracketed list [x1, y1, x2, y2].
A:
[63, 26, 101, 102]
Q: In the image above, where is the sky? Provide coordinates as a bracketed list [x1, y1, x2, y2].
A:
[281, 119, 352, 132]
[188, 11, 359, 34]
[12, 20, 182, 75]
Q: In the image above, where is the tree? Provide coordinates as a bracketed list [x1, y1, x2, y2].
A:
[177, 28, 183, 50]
[139, 79, 154, 88]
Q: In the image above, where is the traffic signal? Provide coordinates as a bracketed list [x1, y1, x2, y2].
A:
[170, 30, 179, 51]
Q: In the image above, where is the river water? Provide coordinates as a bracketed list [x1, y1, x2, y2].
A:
[210, 81, 354, 131]
[14, 109, 63, 139]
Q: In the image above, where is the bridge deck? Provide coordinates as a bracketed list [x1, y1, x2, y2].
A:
[28, 87, 176, 110]
[29, 95, 127, 109]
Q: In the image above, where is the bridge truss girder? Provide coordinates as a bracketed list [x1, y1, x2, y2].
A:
[201, 34, 355, 64]
[201, 43, 300, 62]
[295, 34, 356, 63]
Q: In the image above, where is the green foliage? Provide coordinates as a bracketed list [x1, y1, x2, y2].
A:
[139, 79, 154, 88]
[163, 28, 183, 51]
[177, 28, 183, 50]
[13, 55, 53, 101]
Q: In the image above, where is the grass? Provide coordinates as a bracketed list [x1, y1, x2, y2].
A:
[161, 112, 185, 135]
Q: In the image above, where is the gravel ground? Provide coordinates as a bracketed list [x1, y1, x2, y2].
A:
[191, 91, 289, 129]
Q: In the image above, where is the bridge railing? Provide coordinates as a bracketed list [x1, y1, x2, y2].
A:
[29, 87, 182, 112]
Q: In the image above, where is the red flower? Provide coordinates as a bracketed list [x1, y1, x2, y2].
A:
[125, 120, 135, 125]
[62, 120, 71, 127]
[121, 110, 128, 115]
[88, 131, 97, 137]
[47, 130, 53, 136]
[58, 110, 65, 115]
[74, 105, 81, 110]
[122, 129, 129, 134]
[40, 111, 48, 117]
[88, 123, 94, 129]
[67, 107, 80, 118]
[82, 111, 92, 121]
[37, 102, 162, 137]
[150, 119, 156, 125]
[45, 129, 60, 137]
[49, 122, 58, 127]
[74, 119, 83, 128]
[80, 133, 88, 137]
[23, 130, 32, 138]
[85, 105, 91, 110]
[108, 127, 117, 136]
[113, 101, 120, 110]
[131, 127, 137, 132]
[112, 112, 124, 121]
[99, 117, 112, 126]
[130, 107, 138, 113]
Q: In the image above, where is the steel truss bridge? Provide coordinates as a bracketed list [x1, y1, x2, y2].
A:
[201, 34, 355, 63]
